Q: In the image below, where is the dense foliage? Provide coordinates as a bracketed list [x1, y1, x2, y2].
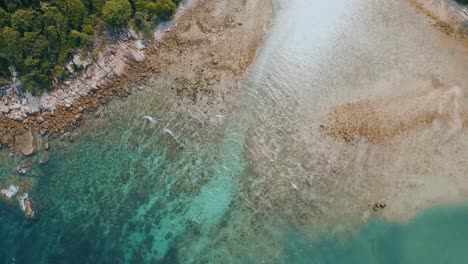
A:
[455, 0, 468, 5]
[0, 0, 178, 94]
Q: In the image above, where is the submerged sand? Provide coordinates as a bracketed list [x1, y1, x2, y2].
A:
[321, 81, 466, 144]
[222, 1, 468, 246]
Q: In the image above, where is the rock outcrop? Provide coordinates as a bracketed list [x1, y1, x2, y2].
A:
[16, 130, 34, 156]
[19, 193, 35, 219]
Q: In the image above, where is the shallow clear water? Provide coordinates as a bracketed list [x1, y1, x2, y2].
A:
[1, 0, 468, 263]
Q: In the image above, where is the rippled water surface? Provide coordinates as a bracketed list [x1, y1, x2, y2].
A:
[1, 0, 468, 263]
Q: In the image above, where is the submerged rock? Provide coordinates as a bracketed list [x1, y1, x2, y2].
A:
[16, 130, 34, 156]
[19, 193, 35, 219]
[163, 128, 175, 138]
[320, 86, 465, 144]
[16, 163, 31, 175]
[144, 115, 158, 127]
[39, 152, 49, 164]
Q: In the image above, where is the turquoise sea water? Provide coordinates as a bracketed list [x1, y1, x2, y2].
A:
[282, 204, 468, 264]
[1, 0, 468, 263]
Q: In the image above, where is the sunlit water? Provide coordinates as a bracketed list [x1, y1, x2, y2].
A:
[1, 0, 468, 263]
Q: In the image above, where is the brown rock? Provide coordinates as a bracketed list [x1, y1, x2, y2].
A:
[36, 116, 44, 124]
[129, 50, 145, 63]
[44, 142, 49, 150]
[39, 152, 49, 164]
[22, 196, 35, 218]
[16, 163, 31, 175]
[1, 134, 13, 147]
[16, 130, 34, 156]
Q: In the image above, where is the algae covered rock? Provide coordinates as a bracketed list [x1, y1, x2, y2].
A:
[16, 130, 34, 156]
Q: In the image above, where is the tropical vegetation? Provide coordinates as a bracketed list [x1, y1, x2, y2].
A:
[0, 0, 178, 94]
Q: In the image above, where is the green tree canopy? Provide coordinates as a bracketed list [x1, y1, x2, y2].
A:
[102, 0, 132, 27]
[1, 27, 21, 61]
[22, 32, 49, 58]
[11, 9, 37, 33]
[42, 7, 69, 34]
[154, 0, 176, 21]
[64, 0, 88, 29]
[0, 7, 9, 27]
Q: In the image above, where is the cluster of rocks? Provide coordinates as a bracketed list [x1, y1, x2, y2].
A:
[371, 202, 387, 212]
[16, 163, 31, 175]
[0, 87, 40, 119]
[0, 185, 35, 219]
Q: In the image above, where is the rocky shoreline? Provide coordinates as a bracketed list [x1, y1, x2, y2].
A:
[0, 25, 148, 153]
[414, 0, 468, 25]
[0, 0, 273, 155]
[0, 34, 145, 119]
[408, 0, 468, 41]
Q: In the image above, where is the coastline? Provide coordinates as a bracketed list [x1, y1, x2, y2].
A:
[0, 0, 467, 261]
[0, 0, 465, 229]
[1, 0, 465, 154]
[0, 0, 273, 154]
[407, 0, 468, 45]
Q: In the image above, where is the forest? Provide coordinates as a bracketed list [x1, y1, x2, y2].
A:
[0, 0, 179, 94]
